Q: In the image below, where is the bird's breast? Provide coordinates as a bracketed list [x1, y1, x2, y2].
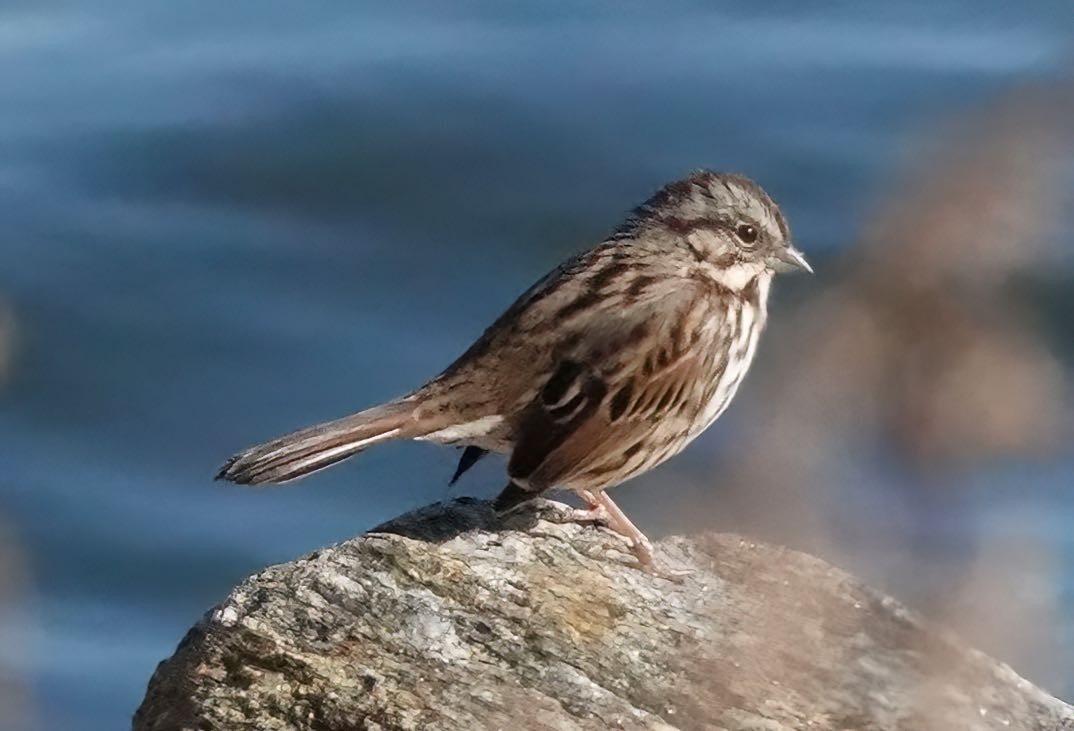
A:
[694, 294, 767, 436]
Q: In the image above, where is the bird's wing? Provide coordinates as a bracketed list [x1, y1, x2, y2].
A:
[508, 280, 724, 491]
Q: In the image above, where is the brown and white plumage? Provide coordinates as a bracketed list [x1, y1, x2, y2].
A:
[217, 170, 811, 569]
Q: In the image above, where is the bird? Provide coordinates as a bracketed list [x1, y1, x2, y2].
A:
[217, 170, 811, 570]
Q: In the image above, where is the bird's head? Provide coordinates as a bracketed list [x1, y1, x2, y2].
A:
[627, 170, 811, 288]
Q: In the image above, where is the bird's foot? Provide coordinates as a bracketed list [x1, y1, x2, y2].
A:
[507, 494, 690, 581]
[512, 497, 609, 526]
[561, 503, 611, 525]
[619, 532, 690, 582]
[577, 490, 689, 581]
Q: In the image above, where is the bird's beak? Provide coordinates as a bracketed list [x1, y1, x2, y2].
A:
[769, 245, 812, 274]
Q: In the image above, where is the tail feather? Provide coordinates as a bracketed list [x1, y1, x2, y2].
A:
[216, 400, 425, 485]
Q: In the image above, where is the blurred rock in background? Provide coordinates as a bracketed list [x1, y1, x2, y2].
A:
[677, 81, 1074, 692]
[755, 81, 1070, 473]
[0, 299, 30, 729]
[854, 83, 1071, 466]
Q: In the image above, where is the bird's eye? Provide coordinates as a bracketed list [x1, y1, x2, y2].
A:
[736, 224, 759, 245]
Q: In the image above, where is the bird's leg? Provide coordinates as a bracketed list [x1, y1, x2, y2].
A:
[585, 490, 691, 581]
[585, 490, 655, 568]
[532, 490, 607, 524]
[551, 489, 608, 524]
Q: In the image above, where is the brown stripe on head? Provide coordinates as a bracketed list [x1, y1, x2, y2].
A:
[617, 172, 717, 232]
[717, 172, 791, 242]
[632, 170, 791, 246]
[773, 205, 790, 242]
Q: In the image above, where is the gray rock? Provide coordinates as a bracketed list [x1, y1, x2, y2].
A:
[133, 498, 1074, 731]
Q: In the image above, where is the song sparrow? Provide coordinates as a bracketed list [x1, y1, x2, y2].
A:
[217, 170, 811, 569]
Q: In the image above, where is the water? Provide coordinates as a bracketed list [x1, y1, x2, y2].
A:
[0, 3, 1072, 729]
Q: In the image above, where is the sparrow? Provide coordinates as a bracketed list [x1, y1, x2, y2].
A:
[217, 170, 811, 569]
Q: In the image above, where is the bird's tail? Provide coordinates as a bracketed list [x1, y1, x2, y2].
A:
[216, 399, 432, 485]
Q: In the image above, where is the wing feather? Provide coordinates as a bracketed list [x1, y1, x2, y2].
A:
[508, 281, 725, 492]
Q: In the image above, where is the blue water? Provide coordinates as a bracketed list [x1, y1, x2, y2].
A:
[1, 3, 1073, 729]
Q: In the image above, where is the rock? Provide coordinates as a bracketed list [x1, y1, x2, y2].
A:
[133, 498, 1074, 731]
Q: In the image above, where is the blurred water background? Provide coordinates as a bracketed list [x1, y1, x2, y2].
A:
[1, 2, 1073, 729]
